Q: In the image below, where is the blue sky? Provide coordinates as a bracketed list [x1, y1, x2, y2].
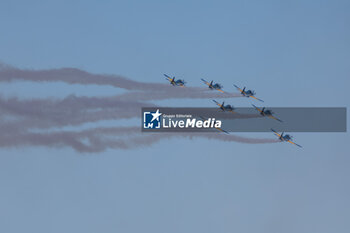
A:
[0, 1, 349, 232]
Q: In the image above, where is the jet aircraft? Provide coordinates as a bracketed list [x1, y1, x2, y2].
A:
[252, 104, 282, 122]
[213, 100, 235, 113]
[271, 129, 302, 148]
[164, 74, 185, 87]
[234, 84, 264, 102]
[201, 79, 224, 93]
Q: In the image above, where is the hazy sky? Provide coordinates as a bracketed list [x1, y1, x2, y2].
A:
[0, 1, 349, 232]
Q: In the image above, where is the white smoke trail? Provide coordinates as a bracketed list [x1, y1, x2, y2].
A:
[0, 64, 241, 100]
[0, 126, 279, 153]
[0, 63, 275, 152]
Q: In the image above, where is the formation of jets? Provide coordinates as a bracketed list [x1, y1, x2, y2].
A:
[163, 74, 302, 148]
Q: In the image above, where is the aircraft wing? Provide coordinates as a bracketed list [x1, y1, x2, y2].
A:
[252, 104, 263, 114]
[249, 95, 264, 102]
[271, 128, 281, 138]
[268, 115, 283, 122]
[212, 100, 222, 107]
[287, 140, 302, 148]
[216, 88, 225, 93]
[233, 84, 243, 92]
[164, 74, 171, 79]
[164, 74, 173, 82]
[215, 127, 229, 134]
[199, 116, 229, 134]
[201, 78, 210, 86]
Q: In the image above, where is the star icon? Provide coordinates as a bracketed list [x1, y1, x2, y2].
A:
[151, 109, 162, 122]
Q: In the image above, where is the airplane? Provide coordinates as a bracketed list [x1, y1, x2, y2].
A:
[233, 84, 264, 102]
[271, 129, 302, 148]
[212, 100, 236, 113]
[164, 74, 186, 87]
[252, 104, 282, 122]
[201, 79, 224, 93]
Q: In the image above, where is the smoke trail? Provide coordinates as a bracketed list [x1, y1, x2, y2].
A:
[0, 64, 165, 91]
[0, 64, 241, 100]
[0, 95, 153, 118]
[114, 90, 240, 101]
[0, 95, 259, 130]
[0, 95, 155, 130]
[0, 63, 276, 152]
[0, 127, 141, 152]
[0, 126, 279, 153]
